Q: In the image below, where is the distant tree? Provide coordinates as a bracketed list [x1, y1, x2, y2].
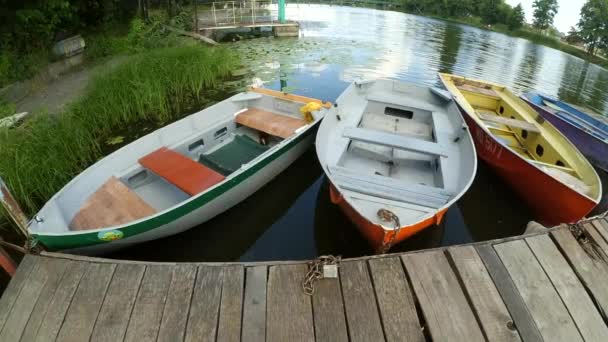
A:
[565, 26, 584, 45]
[532, 0, 558, 32]
[508, 3, 525, 30]
[577, 0, 608, 55]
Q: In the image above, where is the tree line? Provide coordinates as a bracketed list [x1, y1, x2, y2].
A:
[571, 0, 608, 56]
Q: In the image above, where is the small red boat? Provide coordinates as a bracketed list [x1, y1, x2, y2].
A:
[440, 74, 602, 226]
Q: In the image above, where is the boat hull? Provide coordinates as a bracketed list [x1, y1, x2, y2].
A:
[34, 127, 316, 255]
[460, 108, 596, 226]
[523, 98, 608, 173]
[329, 184, 446, 251]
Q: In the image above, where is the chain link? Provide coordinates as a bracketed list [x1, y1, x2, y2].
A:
[302, 255, 341, 296]
[376, 209, 401, 255]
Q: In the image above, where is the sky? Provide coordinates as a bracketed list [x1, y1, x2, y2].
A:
[506, 0, 585, 33]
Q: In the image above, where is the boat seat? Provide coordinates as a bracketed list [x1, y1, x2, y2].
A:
[329, 166, 451, 209]
[478, 112, 540, 133]
[235, 108, 307, 139]
[343, 127, 448, 157]
[70, 177, 157, 231]
[457, 84, 500, 98]
[199, 135, 269, 176]
[139, 147, 225, 196]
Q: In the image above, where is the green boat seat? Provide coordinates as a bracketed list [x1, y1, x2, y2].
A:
[199, 135, 269, 176]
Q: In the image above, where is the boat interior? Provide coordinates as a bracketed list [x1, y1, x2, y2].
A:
[449, 77, 598, 198]
[33, 90, 315, 233]
[325, 81, 475, 227]
[534, 95, 608, 141]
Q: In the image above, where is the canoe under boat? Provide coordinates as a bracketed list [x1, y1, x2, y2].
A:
[316, 79, 477, 252]
[27, 88, 330, 254]
[522, 92, 608, 173]
[440, 73, 602, 226]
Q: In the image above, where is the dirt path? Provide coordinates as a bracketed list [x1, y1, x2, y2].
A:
[14, 56, 127, 115]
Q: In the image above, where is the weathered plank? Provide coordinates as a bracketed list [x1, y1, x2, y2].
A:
[339, 260, 385, 342]
[311, 274, 348, 342]
[476, 244, 542, 342]
[55, 262, 116, 342]
[217, 265, 245, 342]
[34, 261, 87, 342]
[591, 220, 608, 247]
[552, 228, 608, 320]
[267, 264, 314, 342]
[0, 254, 37, 332]
[90, 263, 146, 342]
[241, 265, 267, 342]
[124, 265, 173, 342]
[402, 251, 484, 342]
[19, 259, 71, 342]
[184, 265, 223, 342]
[368, 257, 424, 342]
[157, 264, 197, 342]
[583, 222, 608, 254]
[526, 234, 608, 341]
[448, 246, 521, 342]
[1, 257, 67, 342]
[494, 240, 583, 342]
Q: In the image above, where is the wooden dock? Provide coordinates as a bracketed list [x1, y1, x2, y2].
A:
[2, 217, 608, 341]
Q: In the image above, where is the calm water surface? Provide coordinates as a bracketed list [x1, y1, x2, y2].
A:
[110, 5, 608, 262]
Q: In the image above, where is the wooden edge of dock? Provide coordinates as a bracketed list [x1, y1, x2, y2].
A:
[1, 217, 608, 341]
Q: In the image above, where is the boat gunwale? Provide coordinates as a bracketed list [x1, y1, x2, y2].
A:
[439, 73, 602, 204]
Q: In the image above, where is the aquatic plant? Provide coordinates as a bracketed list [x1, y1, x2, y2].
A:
[0, 45, 238, 225]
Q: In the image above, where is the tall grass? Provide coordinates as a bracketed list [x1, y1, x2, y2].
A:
[0, 45, 238, 221]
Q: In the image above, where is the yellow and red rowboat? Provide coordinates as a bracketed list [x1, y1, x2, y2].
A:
[440, 73, 602, 225]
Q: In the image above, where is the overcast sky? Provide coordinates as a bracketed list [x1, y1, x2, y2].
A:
[505, 0, 586, 33]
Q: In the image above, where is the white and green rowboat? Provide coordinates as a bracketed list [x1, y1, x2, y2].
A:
[22, 88, 329, 254]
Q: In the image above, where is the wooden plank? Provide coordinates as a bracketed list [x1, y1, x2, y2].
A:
[494, 240, 583, 342]
[591, 219, 608, 246]
[184, 265, 223, 342]
[343, 127, 449, 157]
[526, 234, 608, 341]
[266, 264, 314, 342]
[552, 228, 608, 320]
[1, 258, 67, 342]
[235, 108, 308, 139]
[124, 265, 173, 342]
[448, 246, 521, 342]
[241, 266, 267, 342]
[457, 83, 500, 98]
[55, 262, 116, 342]
[368, 257, 423, 342]
[90, 264, 146, 342]
[217, 266, 245, 342]
[33, 261, 87, 342]
[339, 260, 384, 342]
[311, 274, 348, 342]
[476, 244, 543, 342]
[0, 254, 37, 332]
[70, 176, 157, 230]
[19, 259, 71, 342]
[583, 222, 608, 254]
[157, 265, 197, 342]
[478, 113, 540, 133]
[249, 87, 331, 108]
[402, 251, 484, 342]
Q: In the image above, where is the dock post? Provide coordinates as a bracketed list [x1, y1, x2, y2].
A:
[278, 0, 286, 23]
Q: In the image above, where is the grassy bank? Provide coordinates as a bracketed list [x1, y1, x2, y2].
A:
[0, 45, 238, 225]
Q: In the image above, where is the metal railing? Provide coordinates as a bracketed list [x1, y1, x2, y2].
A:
[198, 0, 280, 28]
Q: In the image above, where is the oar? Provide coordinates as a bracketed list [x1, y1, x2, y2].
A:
[0, 177, 30, 238]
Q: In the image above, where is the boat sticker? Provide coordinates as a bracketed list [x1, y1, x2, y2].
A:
[98, 230, 124, 242]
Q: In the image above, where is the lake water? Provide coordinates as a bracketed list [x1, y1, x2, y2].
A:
[110, 5, 608, 262]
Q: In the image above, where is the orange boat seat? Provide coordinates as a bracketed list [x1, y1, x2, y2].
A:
[139, 147, 225, 196]
[235, 108, 307, 139]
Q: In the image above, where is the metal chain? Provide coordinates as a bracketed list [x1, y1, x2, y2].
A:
[302, 255, 341, 296]
[376, 209, 401, 255]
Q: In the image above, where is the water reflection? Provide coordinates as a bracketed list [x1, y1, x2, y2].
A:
[110, 5, 607, 262]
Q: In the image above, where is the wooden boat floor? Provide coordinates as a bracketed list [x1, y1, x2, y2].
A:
[236, 108, 307, 139]
[139, 147, 225, 196]
[69, 177, 156, 231]
[199, 135, 269, 176]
